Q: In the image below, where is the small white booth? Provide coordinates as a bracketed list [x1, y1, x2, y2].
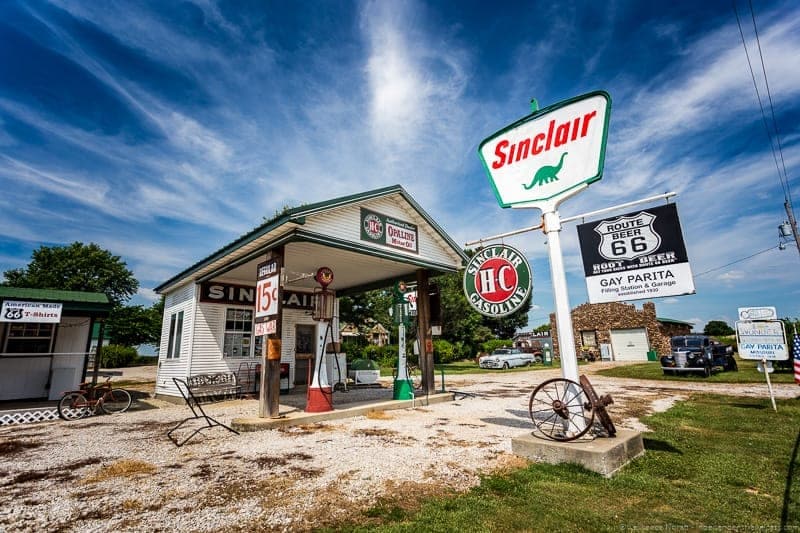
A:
[153, 185, 466, 405]
[0, 287, 112, 401]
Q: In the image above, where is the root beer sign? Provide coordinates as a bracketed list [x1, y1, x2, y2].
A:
[463, 244, 532, 317]
[478, 91, 611, 209]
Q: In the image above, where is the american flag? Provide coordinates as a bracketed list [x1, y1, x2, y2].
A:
[794, 333, 800, 385]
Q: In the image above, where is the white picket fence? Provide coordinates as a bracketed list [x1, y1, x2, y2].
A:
[0, 407, 60, 426]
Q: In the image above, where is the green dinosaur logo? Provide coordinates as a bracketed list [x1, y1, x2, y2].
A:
[523, 152, 567, 190]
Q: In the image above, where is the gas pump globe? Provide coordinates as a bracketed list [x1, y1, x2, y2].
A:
[312, 267, 335, 322]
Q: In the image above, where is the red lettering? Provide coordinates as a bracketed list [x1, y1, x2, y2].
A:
[532, 133, 545, 155]
[545, 119, 555, 151]
[492, 140, 509, 169]
[571, 117, 580, 141]
[515, 138, 530, 162]
[554, 121, 569, 147]
[581, 110, 597, 137]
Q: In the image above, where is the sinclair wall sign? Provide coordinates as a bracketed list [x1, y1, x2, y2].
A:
[478, 91, 611, 209]
[577, 203, 695, 303]
[463, 244, 532, 317]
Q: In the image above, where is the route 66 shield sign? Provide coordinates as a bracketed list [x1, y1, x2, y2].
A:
[577, 203, 694, 303]
[594, 211, 661, 261]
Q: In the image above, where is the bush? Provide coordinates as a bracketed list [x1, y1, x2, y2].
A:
[99, 344, 137, 368]
[481, 339, 512, 354]
[341, 340, 365, 360]
[363, 344, 398, 368]
[433, 339, 458, 364]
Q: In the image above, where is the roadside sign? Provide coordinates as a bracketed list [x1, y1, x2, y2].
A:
[577, 203, 695, 303]
[735, 320, 788, 360]
[478, 91, 611, 209]
[255, 258, 281, 331]
[738, 306, 777, 321]
[463, 244, 532, 317]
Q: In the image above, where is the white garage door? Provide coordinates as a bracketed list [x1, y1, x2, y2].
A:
[609, 328, 649, 361]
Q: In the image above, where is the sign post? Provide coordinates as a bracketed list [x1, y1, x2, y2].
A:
[256, 253, 282, 418]
[477, 91, 612, 384]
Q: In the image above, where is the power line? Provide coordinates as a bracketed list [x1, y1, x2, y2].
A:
[693, 245, 779, 278]
[732, 0, 787, 199]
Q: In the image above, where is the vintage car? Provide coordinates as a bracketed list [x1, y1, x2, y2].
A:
[660, 335, 738, 376]
[478, 348, 535, 369]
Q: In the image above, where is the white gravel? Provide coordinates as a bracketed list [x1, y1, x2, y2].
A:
[1, 364, 797, 532]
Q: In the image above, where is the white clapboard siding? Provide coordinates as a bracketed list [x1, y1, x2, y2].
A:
[301, 197, 459, 266]
[156, 283, 196, 396]
[190, 303, 258, 376]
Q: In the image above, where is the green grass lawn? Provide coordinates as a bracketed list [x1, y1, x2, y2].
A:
[325, 393, 800, 531]
[380, 360, 563, 377]
[596, 359, 797, 384]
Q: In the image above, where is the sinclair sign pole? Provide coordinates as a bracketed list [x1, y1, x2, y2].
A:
[477, 91, 612, 382]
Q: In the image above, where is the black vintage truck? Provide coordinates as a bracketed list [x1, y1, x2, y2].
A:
[660, 335, 738, 377]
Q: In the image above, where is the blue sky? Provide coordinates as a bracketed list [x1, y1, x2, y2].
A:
[1, 0, 798, 331]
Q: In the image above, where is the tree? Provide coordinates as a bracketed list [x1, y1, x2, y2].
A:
[534, 323, 551, 333]
[107, 300, 163, 347]
[3, 242, 138, 306]
[703, 320, 734, 336]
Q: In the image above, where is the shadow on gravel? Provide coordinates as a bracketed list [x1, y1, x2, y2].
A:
[480, 416, 532, 429]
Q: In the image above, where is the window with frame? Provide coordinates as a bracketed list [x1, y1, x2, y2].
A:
[580, 330, 598, 348]
[166, 311, 184, 359]
[3, 322, 55, 354]
[223, 308, 254, 357]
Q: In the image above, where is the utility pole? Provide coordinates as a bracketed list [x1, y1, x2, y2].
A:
[784, 201, 800, 257]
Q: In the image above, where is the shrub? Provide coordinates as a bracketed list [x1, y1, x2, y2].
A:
[99, 344, 137, 368]
[481, 339, 512, 354]
[341, 340, 364, 360]
[433, 339, 457, 364]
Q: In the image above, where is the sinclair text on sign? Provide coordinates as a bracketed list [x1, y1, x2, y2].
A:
[478, 91, 611, 209]
[577, 203, 695, 303]
[463, 245, 532, 317]
[735, 320, 788, 361]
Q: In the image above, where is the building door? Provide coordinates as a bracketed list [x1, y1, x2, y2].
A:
[609, 328, 649, 361]
[294, 324, 315, 385]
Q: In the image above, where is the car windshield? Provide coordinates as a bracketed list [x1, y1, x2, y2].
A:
[671, 337, 702, 348]
[493, 349, 511, 354]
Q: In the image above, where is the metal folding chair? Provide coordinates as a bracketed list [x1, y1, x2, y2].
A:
[167, 377, 240, 447]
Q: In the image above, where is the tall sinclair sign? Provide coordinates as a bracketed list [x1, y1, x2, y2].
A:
[475, 91, 611, 386]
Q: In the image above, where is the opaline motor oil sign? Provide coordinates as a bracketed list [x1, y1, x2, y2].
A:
[463, 244, 532, 317]
[577, 203, 695, 303]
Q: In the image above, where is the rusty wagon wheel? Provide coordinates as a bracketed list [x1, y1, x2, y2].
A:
[528, 378, 594, 441]
[579, 375, 616, 438]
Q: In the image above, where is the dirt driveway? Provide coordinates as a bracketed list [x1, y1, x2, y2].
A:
[1, 364, 797, 532]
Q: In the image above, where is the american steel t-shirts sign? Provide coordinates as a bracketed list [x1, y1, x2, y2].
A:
[463, 245, 532, 317]
[478, 91, 611, 209]
[577, 203, 695, 303]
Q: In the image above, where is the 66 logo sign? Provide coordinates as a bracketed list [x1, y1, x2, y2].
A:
[463, 244, 532, 317]
[595, 211, 660, 261]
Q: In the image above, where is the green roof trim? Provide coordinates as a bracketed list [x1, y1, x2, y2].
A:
[156, 184, 468, 293]
[0, 287, 113, 315]
[657, 317, 693, 326]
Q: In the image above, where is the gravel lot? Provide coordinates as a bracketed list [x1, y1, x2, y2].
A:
[1, 364, 797, 532]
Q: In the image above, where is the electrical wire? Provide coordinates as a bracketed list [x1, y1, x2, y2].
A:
[732, 0, 788, 200]
[692, 244, 780, 278]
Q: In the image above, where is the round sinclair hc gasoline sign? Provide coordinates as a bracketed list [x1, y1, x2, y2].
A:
[463, 244, 532, 317]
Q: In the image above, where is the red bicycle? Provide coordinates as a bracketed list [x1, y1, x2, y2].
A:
[57, 376, 132, 420]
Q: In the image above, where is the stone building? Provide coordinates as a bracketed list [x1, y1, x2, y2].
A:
[549, 301, 691, 362]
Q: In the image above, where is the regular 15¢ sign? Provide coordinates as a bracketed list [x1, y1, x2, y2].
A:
[463, 244, 532, 317]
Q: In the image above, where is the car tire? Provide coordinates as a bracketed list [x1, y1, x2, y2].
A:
[534, 355, 543, 364]
[502, 362, 509, 370]
[703, 364, 712, 378]
[726, 357, 738, 372]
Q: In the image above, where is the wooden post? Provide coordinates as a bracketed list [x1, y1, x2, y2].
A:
[416, 270, 434, 394]
[258, 247, 284, 418]
[92, 320, 105, 386]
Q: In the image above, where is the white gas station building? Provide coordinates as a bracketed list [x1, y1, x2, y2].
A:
[153, 185, 466, 402]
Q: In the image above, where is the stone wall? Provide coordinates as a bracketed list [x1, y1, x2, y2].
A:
[549, 301, 672, 359]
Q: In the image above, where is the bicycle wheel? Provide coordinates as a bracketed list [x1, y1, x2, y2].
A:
[409, 365, 422, 390]
[58, 392, 90, 420]
[101, 388, 132, 414]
